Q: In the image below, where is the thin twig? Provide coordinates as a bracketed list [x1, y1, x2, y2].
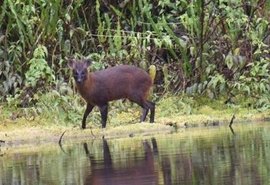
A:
[229, 114, 236, 127]
[229, 114, 236, 135]
[58, 130, 67, 154]
[58, 130, 66, 145]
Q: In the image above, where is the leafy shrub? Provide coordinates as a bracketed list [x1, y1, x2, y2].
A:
[25, 45, 55, 88]
[1, 0, 270, 110]
[0, 60, 22, 99]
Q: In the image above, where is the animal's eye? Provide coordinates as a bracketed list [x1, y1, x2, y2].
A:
[73, 71, 79, 76]
[82, 70, 87, 75]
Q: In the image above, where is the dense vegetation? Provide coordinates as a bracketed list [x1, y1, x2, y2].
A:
[1, 0, 270, 125]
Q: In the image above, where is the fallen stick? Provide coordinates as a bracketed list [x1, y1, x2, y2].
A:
[229, 114, 236, 127]
[58, 130, 66, 145]
[229, 114, 236, 135]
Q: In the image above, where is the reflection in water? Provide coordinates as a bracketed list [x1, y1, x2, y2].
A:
[1, 124, 270, 184]
[229, 125, 235, 135]
[83, 138, 158, 185]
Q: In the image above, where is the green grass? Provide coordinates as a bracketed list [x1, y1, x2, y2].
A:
[1, 94, 270, 148]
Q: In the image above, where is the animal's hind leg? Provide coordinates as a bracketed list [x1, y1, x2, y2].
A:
[129, 94, 154, 123]
[140, 108, 149, 122]
[147, 101, 155, 123]
[129, 96, 149, 123]
[141, 101, 155, 123]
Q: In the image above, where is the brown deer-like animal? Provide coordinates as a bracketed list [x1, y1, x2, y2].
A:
[68, 59, 155, 129]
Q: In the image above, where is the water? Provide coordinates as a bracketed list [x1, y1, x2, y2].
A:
[1, 123, 270, 185]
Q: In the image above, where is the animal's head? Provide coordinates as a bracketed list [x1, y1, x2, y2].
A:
[68, 59, 91, 84]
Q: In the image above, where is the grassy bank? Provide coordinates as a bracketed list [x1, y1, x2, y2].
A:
[1, 94, 270, 148]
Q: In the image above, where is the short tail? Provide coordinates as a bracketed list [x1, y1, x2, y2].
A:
[148, 65, 156, 84]
[148, 65, 156, 99]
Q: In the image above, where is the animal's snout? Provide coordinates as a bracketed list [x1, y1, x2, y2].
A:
[76, 77, 83, 83]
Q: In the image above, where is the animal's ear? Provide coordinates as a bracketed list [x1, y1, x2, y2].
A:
[83, 59, 92, 67]
[68, 59, 75, 68]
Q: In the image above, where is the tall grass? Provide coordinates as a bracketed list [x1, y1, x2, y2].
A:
[0, 0, 270, 107]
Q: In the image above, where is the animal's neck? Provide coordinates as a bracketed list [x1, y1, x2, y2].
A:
[76, 73, 93, 97]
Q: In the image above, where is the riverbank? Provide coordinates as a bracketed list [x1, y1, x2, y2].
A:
[1, 107, 270, 148]
[1, 95, 270, 148]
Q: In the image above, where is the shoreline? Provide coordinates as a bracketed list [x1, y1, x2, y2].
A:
[1, 109, 270, 149]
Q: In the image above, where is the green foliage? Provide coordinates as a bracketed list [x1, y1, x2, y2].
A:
[233, 58, 270, 96]
[158, 95, 193, 117]
[35, 90, 84, 125]
[1, 0, 270, 110]
[25, 45, 55, 87]
[0, 61, 22, 98]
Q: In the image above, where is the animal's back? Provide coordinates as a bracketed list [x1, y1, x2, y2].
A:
[92, 65, 152, 102]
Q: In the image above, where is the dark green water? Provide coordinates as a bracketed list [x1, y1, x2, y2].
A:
[1, 123, 270, 185]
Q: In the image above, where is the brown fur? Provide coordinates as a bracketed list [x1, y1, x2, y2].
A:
[69, 59, 155, 128]
[77, 65, 152, 105]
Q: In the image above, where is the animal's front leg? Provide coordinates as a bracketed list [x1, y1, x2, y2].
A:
[99, 104, 108, 128]
[82, 103, 94, 129]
